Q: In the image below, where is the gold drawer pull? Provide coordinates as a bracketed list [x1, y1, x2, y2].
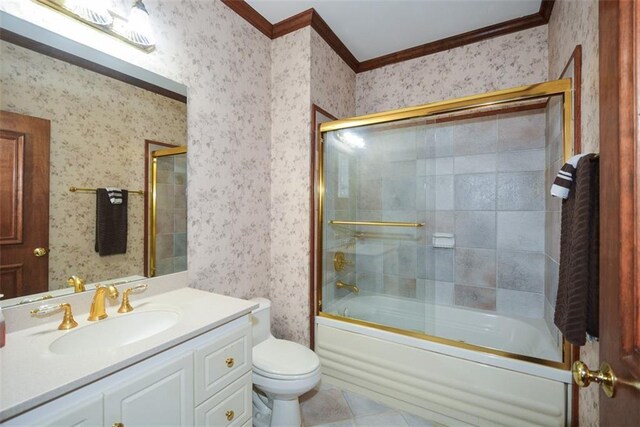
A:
[225, 410, 234, 421]
[225, 357, 234, 368]
[113, 423, 125, 427]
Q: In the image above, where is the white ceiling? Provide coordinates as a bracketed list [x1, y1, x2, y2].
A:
[245, 0, 542, 61]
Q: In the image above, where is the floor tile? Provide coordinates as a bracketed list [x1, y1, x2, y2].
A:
[299, 385, 439, 427]
[313, 420, 357, 427]
[400, 410, 437, 427]
[354, 410, 409, 426]
[300, 388, 353, 427]
[343, 390, 391, 417]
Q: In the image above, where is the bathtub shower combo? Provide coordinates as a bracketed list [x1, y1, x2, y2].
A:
[315, 80, 574, 427]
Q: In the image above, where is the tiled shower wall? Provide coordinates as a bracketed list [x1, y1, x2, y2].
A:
[154, 154, 188, 276]
[350, 108, 549, 319]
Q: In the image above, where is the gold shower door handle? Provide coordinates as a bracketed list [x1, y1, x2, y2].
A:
[33, 247, 48, 257]
[572, 360, 640, 398]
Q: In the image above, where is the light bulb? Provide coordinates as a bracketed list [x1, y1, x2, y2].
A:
[126, 0, 155, 47]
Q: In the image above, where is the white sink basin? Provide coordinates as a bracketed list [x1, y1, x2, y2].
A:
[49, 310, 181, 355]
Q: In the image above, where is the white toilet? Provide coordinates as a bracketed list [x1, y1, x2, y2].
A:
[250, 298, 321, 427]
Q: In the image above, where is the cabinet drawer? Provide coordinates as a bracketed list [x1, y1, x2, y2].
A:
[195, 322, 251, 404]
[194, 371, 252, 427]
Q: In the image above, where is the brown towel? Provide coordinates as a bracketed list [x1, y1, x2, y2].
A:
[554, 154, 599, 346]
[95, 188, 128, 256]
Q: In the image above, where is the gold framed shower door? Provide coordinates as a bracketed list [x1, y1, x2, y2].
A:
[149, 146, 187, 277]
[315, 78, 573, 370]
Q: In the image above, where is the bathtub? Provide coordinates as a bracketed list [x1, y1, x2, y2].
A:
[316, 295, 572, 427]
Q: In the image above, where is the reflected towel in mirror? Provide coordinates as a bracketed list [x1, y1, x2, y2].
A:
[95, 188, 128, 256]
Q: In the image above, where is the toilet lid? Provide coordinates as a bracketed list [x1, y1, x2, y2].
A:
[253, 338, 320, 377]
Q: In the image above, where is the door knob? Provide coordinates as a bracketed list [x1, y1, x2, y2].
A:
[572, 360, 640, 398]
[33, 247, 48, 257]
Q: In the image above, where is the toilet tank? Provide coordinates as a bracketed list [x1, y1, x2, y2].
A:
[250, 297, 272, 346]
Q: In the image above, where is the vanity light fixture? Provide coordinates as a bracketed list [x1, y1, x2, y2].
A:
[62, 0, 113, 27]
[33, 0, 156, 52]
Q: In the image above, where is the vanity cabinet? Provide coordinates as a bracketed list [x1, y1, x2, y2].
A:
[4, 316, 252, 427]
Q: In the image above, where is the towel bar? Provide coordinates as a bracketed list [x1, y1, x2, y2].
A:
[329, 220, 424, 227]
[69, 186, 145, 195]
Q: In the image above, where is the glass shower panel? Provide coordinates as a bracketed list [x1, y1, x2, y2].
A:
[322, 121, 432, 335]
[321, 92, 567, 364]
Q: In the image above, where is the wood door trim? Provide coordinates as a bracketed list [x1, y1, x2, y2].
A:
[599, 0, 640, 423]
[601, 0, 639, 378]
[309, 104, 338, 350]
[222, 1, 554, 73]
[0, 29, 187, 104]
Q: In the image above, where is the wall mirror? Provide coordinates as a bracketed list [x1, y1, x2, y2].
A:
[0, 14, 188, 306]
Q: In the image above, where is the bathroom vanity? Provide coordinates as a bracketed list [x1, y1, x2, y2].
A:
[0, 282, 257, 426]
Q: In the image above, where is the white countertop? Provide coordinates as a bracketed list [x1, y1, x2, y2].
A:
[0, 287, 258, 422]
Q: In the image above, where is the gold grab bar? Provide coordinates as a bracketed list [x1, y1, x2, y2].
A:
[69, 186, 145, 195]
[329, 220, 424, 227]
[336, 280, 359, 294]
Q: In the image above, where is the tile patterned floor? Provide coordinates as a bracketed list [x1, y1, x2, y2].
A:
[299, 382, 440, 427]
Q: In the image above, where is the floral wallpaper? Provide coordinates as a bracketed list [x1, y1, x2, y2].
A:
[270, 27, 312, 344]
[0, 40, 186, 290]
[1, 0, 273, 301]
[548, 0, 600, 425]
[269, 27, 356, 345]
[355, 26, 548, 115]
[310, 29, 356, 119]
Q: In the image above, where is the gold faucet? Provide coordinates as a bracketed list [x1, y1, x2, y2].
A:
[336, 280, 359, 294]
[67, 275, 86, 293]
[88, 285, 119, 321]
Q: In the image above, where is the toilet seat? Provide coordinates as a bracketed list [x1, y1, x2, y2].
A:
[253, 364, 321, 381]
[253, 337, 320, 379]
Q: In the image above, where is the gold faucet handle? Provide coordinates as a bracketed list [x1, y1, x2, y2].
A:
[67, 275, 86, 293]
[31, 303, 78, 330]
[118, 284, 148, 313]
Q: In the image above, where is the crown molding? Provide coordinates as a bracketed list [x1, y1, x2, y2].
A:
[221, 0, 272, 37]
[358, 12, 547, 72]
[222, 0, 555, 74]
[308, 10, 359, 72]
[539, 0, 556, 22]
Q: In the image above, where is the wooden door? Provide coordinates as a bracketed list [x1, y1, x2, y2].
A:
[598, 1, 640, 424]
[0, 110, 50, 299]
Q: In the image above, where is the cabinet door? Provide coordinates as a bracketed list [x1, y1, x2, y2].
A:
[195, 372, 252, 427]
[104, 352, 194, 427]
[194, 323, 251, 405]
[5, 395, 103, 427]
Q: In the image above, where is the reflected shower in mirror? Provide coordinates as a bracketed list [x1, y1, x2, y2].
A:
[0, 39, 187, 304]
